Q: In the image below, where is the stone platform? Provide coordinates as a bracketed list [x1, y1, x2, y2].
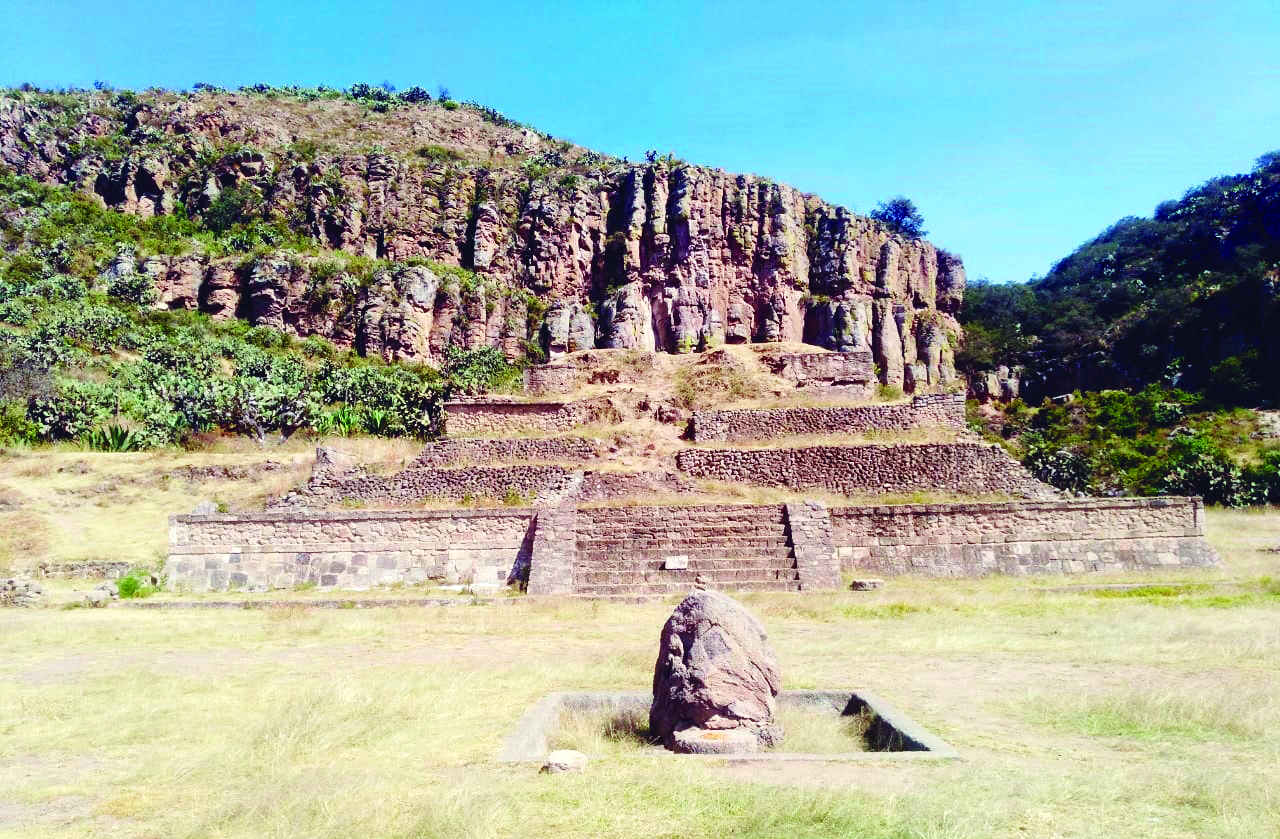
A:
[168, 497, 1219, 594]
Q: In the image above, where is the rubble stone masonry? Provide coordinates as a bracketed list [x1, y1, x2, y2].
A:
[675, 442, 1057, 499]
[410, 437, 599, 467]
[444, 399, 587, 437]
[299, 464, 577, 506]
[689, 394, 966, 442]
[523, 365, 579, 396]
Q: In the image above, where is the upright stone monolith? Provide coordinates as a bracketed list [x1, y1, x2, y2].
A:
[649, 590, 782, 753]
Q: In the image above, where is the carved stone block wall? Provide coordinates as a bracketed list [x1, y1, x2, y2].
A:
[830, 497, 1219, 577]
[526, 506, 578, 595]
[167, 509, 536, 592]
[784, 501, 841, 589]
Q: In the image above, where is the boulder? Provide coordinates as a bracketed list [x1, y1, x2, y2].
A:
[84, 590, 110, 608]
[190, 500, 218, 515]
[649, 590, 782, 753]
[540, 749, 589, 774]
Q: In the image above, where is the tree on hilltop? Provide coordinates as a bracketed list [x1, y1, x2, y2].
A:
[871, 196, 927, 239]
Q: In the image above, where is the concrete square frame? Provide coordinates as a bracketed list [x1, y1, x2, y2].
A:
[501, 689, 959, 763]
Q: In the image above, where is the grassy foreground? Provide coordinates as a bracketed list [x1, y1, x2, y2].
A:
[0, 513, 1278, 838]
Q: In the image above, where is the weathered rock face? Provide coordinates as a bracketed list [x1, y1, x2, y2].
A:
[650, 590, 782, 752]
[0, 91, 965, 388]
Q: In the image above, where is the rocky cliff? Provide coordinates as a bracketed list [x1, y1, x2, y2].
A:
[0, 88, 965, 390]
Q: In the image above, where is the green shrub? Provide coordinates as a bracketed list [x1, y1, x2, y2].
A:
[441, 345, 519, 396]
[399, 86, 431, 104]
[27, 377, 116, 441]
[1023, 436, 1091, 493]
[415, 145, 463, 163]
[202, 186, 255, 233]
[117, 571, 157, 599]
[0, 400, 38, 445]
[327, 404, 361, 436]
[287, 138, 319, 162]
[1156, 437, 1266, 506]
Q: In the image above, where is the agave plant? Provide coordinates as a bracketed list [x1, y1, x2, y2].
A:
[361, 407, 394, 436]
[82, 423, 145, 452]
[329, 404, 362, 437]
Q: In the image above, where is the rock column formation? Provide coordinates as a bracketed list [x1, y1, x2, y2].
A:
[0, 92, 966, 389]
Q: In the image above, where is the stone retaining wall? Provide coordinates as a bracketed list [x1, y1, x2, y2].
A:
[444, 398, 586, 436]
[35, 560, 133, 579]
[302, 464, 578, 505]
[411, 437, 600, 467]
[675, 442, 1057, 499]
[285, 446, 692, 508]
[167, 509, 536, 592]
[523, 365, 579, 395]
[830, 497, 1219, 576]
[689, 394, 966, 442]
[169, 497, 1220, 592]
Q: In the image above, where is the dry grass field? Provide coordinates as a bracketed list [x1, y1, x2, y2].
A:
[0, 438, 424, 576]
[1, 495, 1278, 837]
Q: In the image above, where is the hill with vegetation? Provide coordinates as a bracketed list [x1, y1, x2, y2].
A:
[960, 152, 1279, 404]
[959, 153, 1280, 504]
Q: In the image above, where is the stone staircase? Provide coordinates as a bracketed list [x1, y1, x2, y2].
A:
[573, 505, 801, 599]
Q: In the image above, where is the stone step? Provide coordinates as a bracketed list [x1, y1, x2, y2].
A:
[576, 536, 790, 551]
[576, 546, 792, 563]
[578, 556, 798, 570]
[577, 522, 788, 536]
[581, 513, 785, 524]
[576, 559, 796, 574]
[576, 537, 783, 550]
[581, 508, 785, 522]
[578, 567, 800, 585]
[575, 579, 803, 596]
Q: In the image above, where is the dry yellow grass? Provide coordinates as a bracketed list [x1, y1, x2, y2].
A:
[0, 436, 419, 573]
[0, 517, 1276, 838]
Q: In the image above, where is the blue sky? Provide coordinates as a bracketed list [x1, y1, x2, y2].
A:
[1, 0, 1277, 284]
